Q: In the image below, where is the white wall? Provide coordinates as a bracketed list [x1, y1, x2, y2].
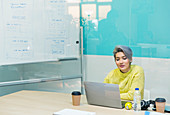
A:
[84, 55, 170, 103]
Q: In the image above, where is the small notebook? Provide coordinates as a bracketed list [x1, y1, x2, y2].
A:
[53, 109, 96, 115]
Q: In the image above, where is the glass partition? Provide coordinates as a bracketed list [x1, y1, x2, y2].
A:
[1, 0, 170, 103]
[81, 0, 170, 58]
[81, 0, 170, 103]
[0, 0, 82, 96]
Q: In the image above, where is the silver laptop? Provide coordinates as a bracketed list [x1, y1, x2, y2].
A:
[84, 81, 126, 109]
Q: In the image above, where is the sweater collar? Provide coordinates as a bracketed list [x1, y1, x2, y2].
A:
[119, 65, 133, 76]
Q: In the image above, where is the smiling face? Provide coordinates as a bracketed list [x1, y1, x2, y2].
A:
[115, 52, 131, 73]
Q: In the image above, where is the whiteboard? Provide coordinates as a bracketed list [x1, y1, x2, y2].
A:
[0, 0, 80, 65]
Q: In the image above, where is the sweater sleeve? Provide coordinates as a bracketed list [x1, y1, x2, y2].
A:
[120, 68, 145, 100]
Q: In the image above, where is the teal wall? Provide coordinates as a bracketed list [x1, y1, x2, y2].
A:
[81, 0, 170, 58]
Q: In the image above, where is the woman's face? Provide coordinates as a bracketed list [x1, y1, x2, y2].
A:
[115, 52, 131, 73]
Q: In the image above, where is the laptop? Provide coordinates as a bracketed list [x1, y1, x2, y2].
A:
[84, 81, 127, 109]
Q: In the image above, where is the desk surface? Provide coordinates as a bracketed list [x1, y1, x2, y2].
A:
[0, 90, 145, 115]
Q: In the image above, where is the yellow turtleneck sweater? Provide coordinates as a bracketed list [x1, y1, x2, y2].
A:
[104, 65, 145, 100]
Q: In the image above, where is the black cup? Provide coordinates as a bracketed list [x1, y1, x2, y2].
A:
[155, 98, 166, 113]
[72, 91, 81, 96]
[71, 91, 81, 106]
[155, 98, 166, 103]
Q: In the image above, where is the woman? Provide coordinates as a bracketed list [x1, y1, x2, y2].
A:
[104, 45, 145, 100]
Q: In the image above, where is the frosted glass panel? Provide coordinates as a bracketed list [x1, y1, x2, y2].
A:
[24, 78, 81, 93]
[0, 0, 80, 65]
[0, 59, 81, 96]
[0, 1, 81, 96]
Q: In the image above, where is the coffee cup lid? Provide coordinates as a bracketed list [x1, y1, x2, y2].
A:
[155, 98, 166, 102]
[72, 91, 81, 95]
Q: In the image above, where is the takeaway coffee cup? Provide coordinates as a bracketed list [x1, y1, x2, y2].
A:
[71, 91, 81, 106]
[155, 98, 166, 113]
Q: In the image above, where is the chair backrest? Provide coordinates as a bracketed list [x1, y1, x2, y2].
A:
[144, 89, 150, 101]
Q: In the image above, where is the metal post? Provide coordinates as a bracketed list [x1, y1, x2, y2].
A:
[80, 26, 85, 94]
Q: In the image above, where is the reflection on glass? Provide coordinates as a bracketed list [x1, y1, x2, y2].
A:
[99, 5, 111, 20]
[81, 0, 170, 58]
[68, 6, 80, 19]
[67, 0, 81, 3]
[83, 0, 95, 2]
[97, 7, 129, 55]
[82, 1, 129, 55]
[68, 6, 80, 28]
[82, 4, 96, 19]
[98, 0, 112, 2]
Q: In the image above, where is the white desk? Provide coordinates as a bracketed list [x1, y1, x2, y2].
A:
[0, 90, 146, 115]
